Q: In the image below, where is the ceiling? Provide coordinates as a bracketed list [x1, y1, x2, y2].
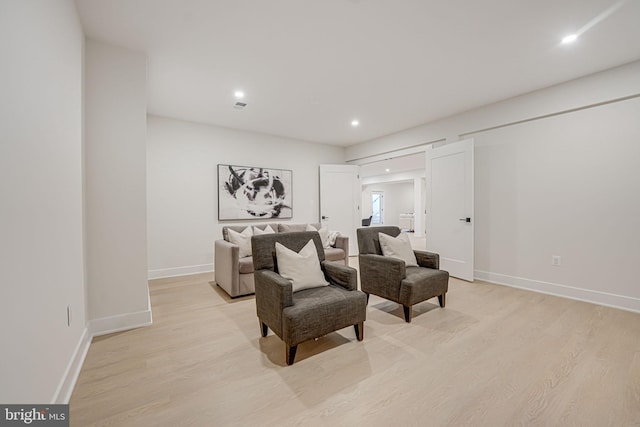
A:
[75, 0, 640, 146]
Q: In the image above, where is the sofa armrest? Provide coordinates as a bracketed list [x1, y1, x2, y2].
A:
[214, 239, 240, 295]
[322, 261, 357, 291]
[358, 254, 405, 302]
[333, 235, 349, 259]
[254, 270, 293, 338]
[414, 250, 439, 269]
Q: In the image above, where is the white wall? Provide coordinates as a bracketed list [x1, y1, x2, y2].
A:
[147, 116, 345, 278]
[362, 182, 414, 227]
[85, 40, 151, 333]
[0, 0, 88, 403]
[348, 60, 640, 312]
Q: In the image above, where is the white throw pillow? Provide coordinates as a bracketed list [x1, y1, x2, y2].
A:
[253, 225, 275, 235]
[378, 232, 418, 267]
[227, 227, 253, 258]
[306, 224, 331, 248]
[275, 239, 329, 292]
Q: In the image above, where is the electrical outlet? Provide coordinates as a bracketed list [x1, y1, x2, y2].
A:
[552, 256, 561, 266]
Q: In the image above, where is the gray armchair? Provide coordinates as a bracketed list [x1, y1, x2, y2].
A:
[357, 226, 449, 323]
[252, 231, 367, 365]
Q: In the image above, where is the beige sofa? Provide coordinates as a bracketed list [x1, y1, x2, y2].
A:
[214, 223, 349, 298]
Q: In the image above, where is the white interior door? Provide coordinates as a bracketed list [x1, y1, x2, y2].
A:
[425, 139, 474, 281]
[320, 165, 360, 255]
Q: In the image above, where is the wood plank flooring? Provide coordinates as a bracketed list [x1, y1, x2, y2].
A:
[70, 263, 640, 426]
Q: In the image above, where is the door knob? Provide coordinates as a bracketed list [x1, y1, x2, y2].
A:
[459, 217, 471, 223]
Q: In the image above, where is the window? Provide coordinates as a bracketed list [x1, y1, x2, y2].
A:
[371, 191, 383, 224]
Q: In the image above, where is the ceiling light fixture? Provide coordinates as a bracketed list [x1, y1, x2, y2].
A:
[561, 34, 578, 44]
[385, 168, 390, 172]
[234, 90, 245, 99]
[351, 119, 359, 127]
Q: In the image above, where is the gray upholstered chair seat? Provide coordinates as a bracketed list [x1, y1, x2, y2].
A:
[357, 226, 449, 323]
[401, 267, 449, 305]
[283, 285, 367, 347]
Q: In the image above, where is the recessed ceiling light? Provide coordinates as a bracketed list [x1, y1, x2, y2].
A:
[562, 34, 578, 44]
[234, 90, 245, 99]
[351, 119, 359, 127]
[385, 168, 390, 172]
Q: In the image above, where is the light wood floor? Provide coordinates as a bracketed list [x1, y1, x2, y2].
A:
[70, 263, 640, 426]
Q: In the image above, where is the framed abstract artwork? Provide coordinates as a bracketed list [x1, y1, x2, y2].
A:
[217, 164, 293, 220]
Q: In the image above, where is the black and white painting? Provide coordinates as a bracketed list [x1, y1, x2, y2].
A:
[218, 164, 293, 220]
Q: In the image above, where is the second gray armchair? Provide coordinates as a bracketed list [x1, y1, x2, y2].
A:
[357, 226, 449, 323]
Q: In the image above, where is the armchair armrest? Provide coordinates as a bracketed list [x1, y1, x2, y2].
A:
[322, 261, 357, 291]
[358, 254, 405, 301]
[333, 235, 349, 259]
[414, 250, 440, 269]
[214, 239, 239, 294]
[254, 270, 293, 338]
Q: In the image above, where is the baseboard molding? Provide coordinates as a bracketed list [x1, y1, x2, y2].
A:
[148, 263, 213, 280]
[51, 327, 91, 404]
[474, 270, 640, 314]
[90, 308, 153, 337]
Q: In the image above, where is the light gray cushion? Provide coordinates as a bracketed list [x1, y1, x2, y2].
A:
[227, 227, 253, 258]
[254, 225, 276, 235]
[275, 239, 328, 292]
[379, 232, 418, 267]
[324, 247, 346, 262]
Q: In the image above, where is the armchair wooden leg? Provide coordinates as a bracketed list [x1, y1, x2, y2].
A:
[403, 305, 412, 323]
[286, 345, 298, 366]
[365, 293, 370, 304]
[354, 322, 364, 341]
[260, 321, 268, 337]
[438, 293, 446, 308]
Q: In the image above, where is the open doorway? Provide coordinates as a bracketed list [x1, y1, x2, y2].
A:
[371, 191, 383, 224]
[359, 152, 426, 235]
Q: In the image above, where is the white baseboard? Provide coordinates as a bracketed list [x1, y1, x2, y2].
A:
[474, 270, 640, 314]
[148, 263, 213, 280]
[51, 327, 91, 404]
[90, 308, 153, 337]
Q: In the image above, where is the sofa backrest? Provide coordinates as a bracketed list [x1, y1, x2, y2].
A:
[277, 223, 321, 233]
[222, 223, 323, 241]
[222, 224, 277, 241]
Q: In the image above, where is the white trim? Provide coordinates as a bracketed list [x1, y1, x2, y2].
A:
[148, 263, 213, 279]
[474, 270, 640, 314]
[90, 309, 153, 337]
[51, 327, 91, 404]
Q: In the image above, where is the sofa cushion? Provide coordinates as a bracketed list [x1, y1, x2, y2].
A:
[254, 225, 276, 235]
[238, 256, 255, 274]
[324, 247, 346, 262]
[306, 224, 331, 248]
[278, 223, 307, 233]
[278, 223, 322, 233]
[227, 227, 253, 258]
